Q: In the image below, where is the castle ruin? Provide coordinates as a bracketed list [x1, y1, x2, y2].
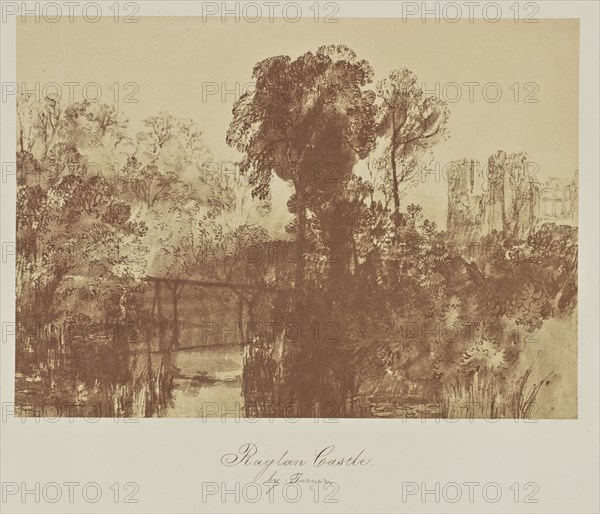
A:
[447, 151, 578, 242]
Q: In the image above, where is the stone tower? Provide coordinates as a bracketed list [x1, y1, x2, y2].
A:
[483, 150, 507, 234]
[447, 158, 483, 242]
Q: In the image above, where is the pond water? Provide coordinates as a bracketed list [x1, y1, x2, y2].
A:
[16, 338, 422, 418]
[165, 345, 243, 418]
[16, 335, 244, 418]
[17, 314, 575, 419]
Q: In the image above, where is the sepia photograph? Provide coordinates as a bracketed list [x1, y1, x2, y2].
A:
[15, 17, 579, 419]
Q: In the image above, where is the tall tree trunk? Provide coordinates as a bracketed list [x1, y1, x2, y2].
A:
[237, 293, 245, 343]
[391, 115, 400, 215]
[391, 148, 400, 215]
[247, 295, 257, 341]
[295, 185, 307, 311]
[171, 283, 181, 348]
[156, 280, 165, 349]
[326, 200, 353, 296]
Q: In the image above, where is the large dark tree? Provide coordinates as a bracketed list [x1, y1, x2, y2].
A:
[227, 44, 377, 307]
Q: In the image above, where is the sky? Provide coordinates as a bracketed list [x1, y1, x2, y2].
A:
[17, 17, 579, 228]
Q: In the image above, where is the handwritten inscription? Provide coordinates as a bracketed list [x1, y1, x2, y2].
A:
[220, 443, 371, 489]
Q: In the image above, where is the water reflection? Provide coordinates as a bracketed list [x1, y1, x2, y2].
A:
[15, 324, 244, 418]
[15, 329, 440, 419]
